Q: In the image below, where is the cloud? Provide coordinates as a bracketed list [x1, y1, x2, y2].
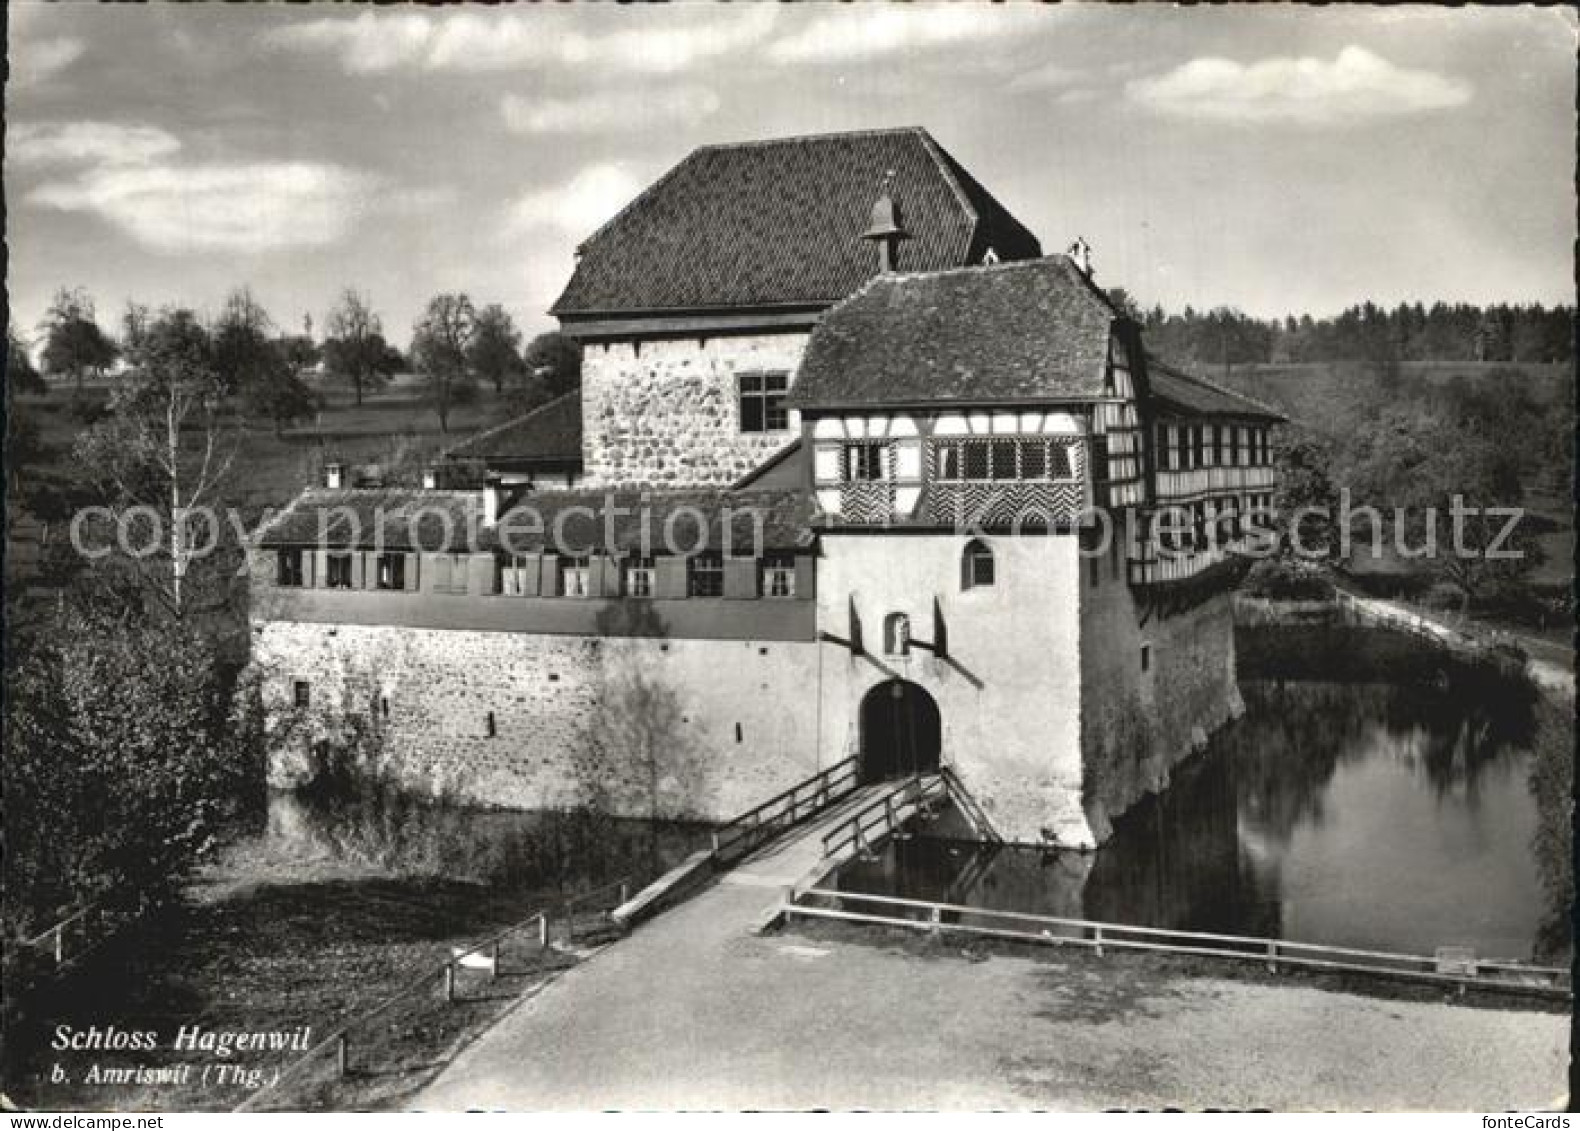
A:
[10, 122, 183, 166]
[766, 4, 1048, 65]
[1125, 46, 1472, 126]
[267, 7, 776, 75]
[10, 35, 85, 87]
[506, 164, 646, 241]
[1006, 62, 1088, 94]
[500, 87, 720, 135]
[28, 162, 379, 254]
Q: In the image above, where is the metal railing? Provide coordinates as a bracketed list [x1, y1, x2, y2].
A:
[710, 757, 860, 865]
[235, 874, 633, 1112]
[784, 888, 1571, 999]
[819, 775, 947, 861]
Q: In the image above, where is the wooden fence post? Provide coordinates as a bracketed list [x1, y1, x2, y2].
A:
[443, 962, 455, 1004]
[711, 830, 721, 854]
[929, 905, 942, 937]
[336, 1035, 348, 1078]
[619, 882, 629, 906]
[490, 939, 500, 980]
[1092, 925, 1104, 958]
[538, 912, 548, 949]
[1266, 940, 1278, 973]
[53, 924, 64, 967]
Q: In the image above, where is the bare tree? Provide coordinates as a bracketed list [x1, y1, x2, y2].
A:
[323, 288, 398, 406]
[410, 293, 478, 433]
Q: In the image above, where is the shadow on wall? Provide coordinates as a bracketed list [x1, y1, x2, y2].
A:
[588, 601, 718, 823]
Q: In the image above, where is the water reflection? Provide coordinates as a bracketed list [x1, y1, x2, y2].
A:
[835, 680, 1554, 961]
[238, 783, 712, 902]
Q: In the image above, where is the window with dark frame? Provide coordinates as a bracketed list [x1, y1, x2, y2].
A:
[623, 556, 656, 598]
[688, 553, 724, 597]
[276, 548, 304, 587]
[933, 438, 1076, 482]
[1140, 644, 1151, 673]
[376, 552, 405, 590]
[326, 553, 353, 589]
[738, 370, 790, 433]
[962, 540, 995, 589]
[499, 554, 531, 596]
[843, 443, 887, 481]
[559, 556, 591, 598]
[762, 553, 796, 598]
[293, 680, 310, 708]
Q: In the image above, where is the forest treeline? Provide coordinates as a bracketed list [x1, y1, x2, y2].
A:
[1106, 290, 1574, 370]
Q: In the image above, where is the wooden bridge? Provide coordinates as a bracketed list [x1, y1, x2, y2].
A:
[612, 760, 964, 929]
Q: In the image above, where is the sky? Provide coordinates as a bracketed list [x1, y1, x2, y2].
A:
[6, 2, 1576, 349]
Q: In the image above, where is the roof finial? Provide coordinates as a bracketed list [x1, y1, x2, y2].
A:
[860, 169, 909, 273]
[1067, 236, 1093, 278]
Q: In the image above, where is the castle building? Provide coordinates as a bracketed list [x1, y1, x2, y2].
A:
[251, 127, 1281, 848]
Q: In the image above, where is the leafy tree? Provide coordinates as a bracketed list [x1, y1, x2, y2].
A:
[411, 293, 477, 433]
[7, 323, 46, 397]
[323, 288, 399, 405]
[38, 287, 117, 397]
[1390, 420, 1538, 609]
[1272, 431, 1340, 560]
[211, 287, 277, 397]
[468, 303, 524, 397]
[3, 602, 263, 931]
[521, 331, 583, 401]
[74, 308, 238, 618]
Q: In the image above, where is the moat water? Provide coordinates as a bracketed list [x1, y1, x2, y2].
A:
[240, 631, 1566, 964]
[832, 678, 1559, 962]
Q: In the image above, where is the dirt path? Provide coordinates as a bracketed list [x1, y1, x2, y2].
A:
[413, 872, 1567, 1111]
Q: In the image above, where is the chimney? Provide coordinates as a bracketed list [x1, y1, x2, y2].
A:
[324, 461, 344, 489]
[860, 173, 909, 274]
[1067, 237, 1094, 279]
[482, 476, 502, 527]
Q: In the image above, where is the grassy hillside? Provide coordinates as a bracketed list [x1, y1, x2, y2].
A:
[1205, 360, 1571, 431]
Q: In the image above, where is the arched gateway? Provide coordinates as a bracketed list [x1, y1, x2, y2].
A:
[858, 680, 941, 782]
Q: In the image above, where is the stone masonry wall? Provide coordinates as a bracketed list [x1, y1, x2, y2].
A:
[252, 621, 822, 821]
[579, 332, 810, 488]
[1078, 546, 1241, 843]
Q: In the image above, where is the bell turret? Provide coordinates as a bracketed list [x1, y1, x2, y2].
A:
[859, 173, 909, 273]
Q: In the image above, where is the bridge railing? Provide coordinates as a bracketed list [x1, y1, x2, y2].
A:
[820, 774, 947, 862]
[783, 888, 1571, 1000]
[710, 756, 860, 865]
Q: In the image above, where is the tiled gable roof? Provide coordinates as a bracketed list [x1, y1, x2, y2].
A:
[1145, 357, 1285, 421]
[551, 127, 1041, 316]
[789, 256, 1118, 409]
[444, 392, 582, 465]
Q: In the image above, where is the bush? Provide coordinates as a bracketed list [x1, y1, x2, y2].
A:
[2, 605, 265, 934]
[1241, 559, 1336, 601]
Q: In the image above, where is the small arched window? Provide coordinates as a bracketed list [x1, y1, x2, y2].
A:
[884, 613, 911, 657]
[962, 539, 995, 590]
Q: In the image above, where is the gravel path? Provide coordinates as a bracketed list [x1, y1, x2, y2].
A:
[413, 877, 1568, 1111]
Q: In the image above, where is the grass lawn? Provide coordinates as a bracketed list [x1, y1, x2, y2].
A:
[5, 849, 617, 1112]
